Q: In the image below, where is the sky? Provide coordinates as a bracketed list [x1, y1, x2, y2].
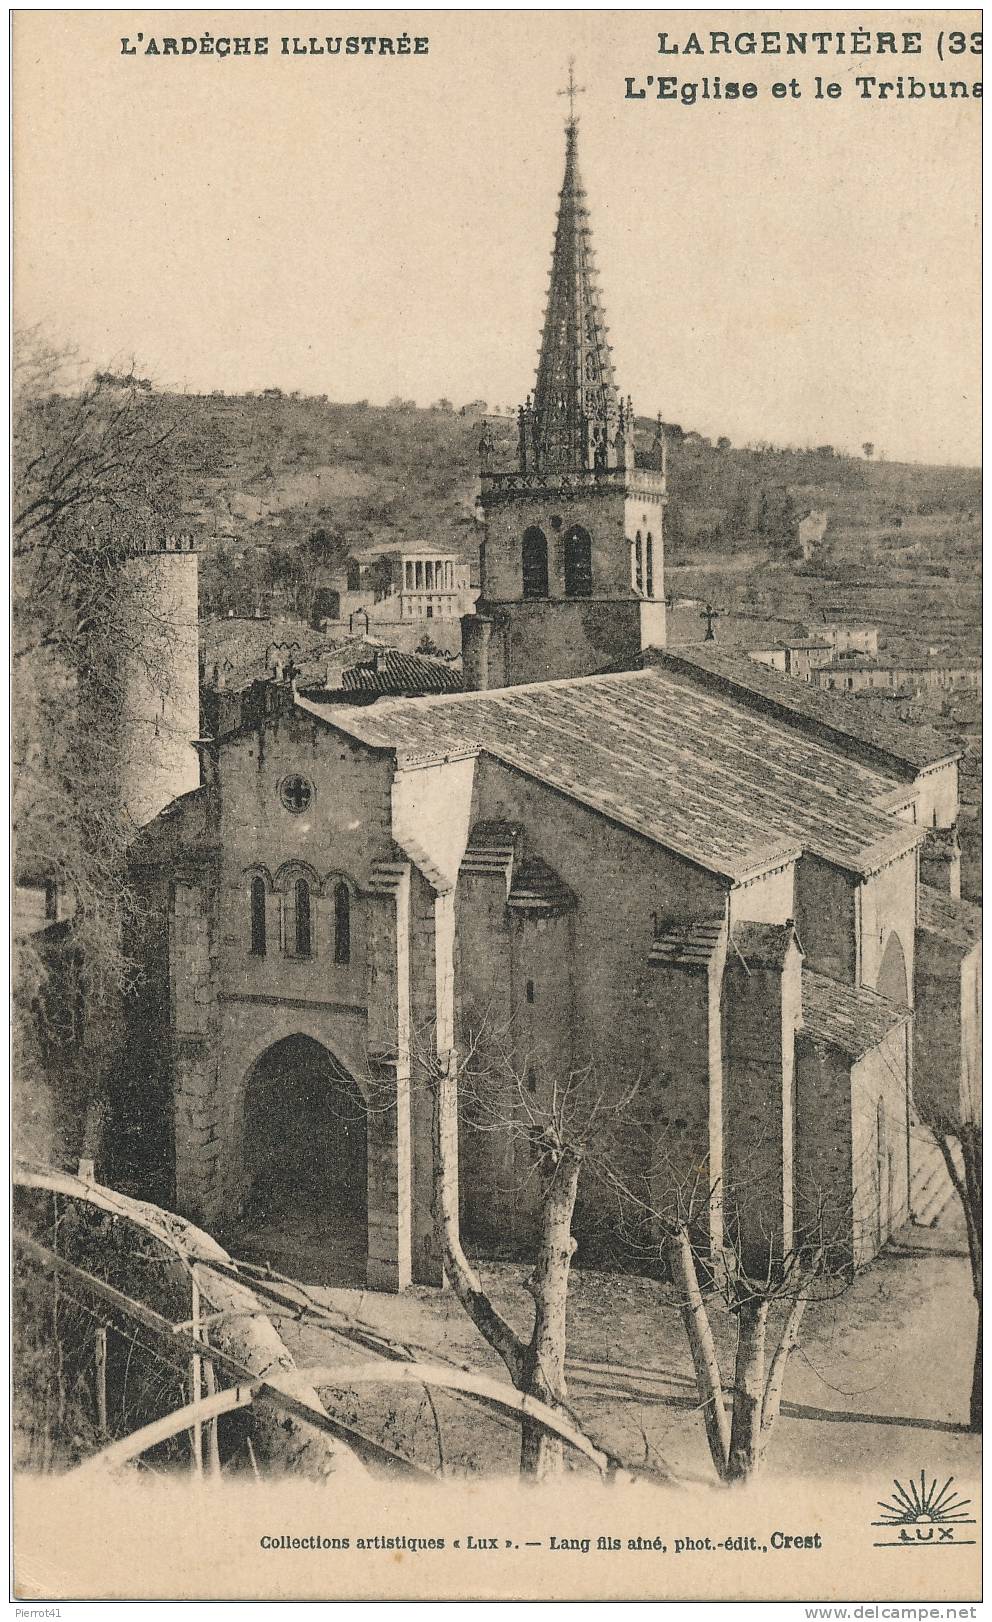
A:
[13, 10, 982, 464]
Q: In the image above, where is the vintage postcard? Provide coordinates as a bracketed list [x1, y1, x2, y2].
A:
[11, 7, 982, 1606]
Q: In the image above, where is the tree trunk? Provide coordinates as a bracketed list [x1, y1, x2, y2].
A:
[726, 1297, 768, 1483]
[519, 1148, 581, 1479]
[430, 1063, 525, 1384]
[970, 1295, 982, 1432]
[936, 1124, 982, 1432]
[664, 1226, 729, 1480]
[430, 1066, 591, 1479]
[759, 1292, 807, 1456]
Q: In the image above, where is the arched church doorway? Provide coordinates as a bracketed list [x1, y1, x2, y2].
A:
[240, 1035, 367, 1283]
[876, 932, 909, 1005]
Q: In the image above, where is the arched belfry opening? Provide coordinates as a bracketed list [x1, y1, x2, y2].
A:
[564, 525, 592, 597]
[240, 1034, 367, 1283]
[522, 527, 549, 599]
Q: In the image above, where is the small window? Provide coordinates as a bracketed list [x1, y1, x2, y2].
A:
[526, 978, 535, 1004]
[250, 876, 266, 956]
[334, 881, 351, 966]
[634, 531, 644, 594]
[295, 879, 312, 957]
[645, 534, 654, 599]
[280, 775, 313, 815]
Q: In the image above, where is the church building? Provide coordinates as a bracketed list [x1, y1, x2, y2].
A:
[123, 102, 980, 1291]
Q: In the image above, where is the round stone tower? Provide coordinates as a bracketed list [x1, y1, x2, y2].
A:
[120, 532, 201, 829]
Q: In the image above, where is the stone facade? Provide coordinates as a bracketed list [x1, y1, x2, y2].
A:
[125, 646, 979, 1291]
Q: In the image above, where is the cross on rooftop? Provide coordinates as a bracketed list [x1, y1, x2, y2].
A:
[558, 58, 585, 127]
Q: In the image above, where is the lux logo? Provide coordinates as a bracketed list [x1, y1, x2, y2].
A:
[872, 1472, 977, 1549]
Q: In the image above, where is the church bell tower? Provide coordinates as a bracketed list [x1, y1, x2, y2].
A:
[462, 70, 667, 691]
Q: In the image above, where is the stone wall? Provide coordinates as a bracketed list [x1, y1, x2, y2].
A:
[911, 760, 960, 831]
[463, 598, 664, 690]
[392, 756, 477, 890]
[849, 1024, 910, 1268]
[722, 938, 803, 1270]
[643, 937, 727, 1254]
[915, 933, 981, 1127]
[795, 1035, 854, 1266]
[795, 856, 857, 984]
[795, 1022, 910, 1271]
[120, 547, 201, 830]
[859, 851, 917, 1002]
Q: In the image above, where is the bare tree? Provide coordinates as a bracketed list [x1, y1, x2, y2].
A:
[592, 1157, 852, 1486]
[914, 1104, 981, 1431]
[364, 1016, 650, 1482]
[13, 331, 191, 1161]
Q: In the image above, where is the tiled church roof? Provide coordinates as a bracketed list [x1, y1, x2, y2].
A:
[653, 645, 958, 774]
[298, 667, 923, 884]
[801, 970, 911, 1058]
[649, 919, 726, 966]
[507, 857, 577, 915]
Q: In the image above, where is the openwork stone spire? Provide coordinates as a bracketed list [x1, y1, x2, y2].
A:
[518, 78, 631, 477]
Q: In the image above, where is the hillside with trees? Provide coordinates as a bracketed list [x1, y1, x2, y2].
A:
[24, 381, 979, 646]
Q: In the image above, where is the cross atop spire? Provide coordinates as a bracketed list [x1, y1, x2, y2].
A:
[558, 57, 585, 130]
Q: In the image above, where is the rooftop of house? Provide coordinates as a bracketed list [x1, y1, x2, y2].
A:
[305, 648, 462, 698]
[297, 666, 923, 884]
[822, 655, 982, 674]
[801, 969, 911, 1058]
[652, 644, 959, 775]
[918, 884, 983, 953]
[200, 619, 462, 701]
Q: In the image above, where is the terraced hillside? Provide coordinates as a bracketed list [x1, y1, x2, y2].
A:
[147, 389, 978, 662]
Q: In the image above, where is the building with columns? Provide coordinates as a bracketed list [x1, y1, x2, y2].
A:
[390, 550, 473, 621]
[118, 103, 980, 1292]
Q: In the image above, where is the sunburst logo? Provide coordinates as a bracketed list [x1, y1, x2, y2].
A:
[872, 1472, 977, 1548]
